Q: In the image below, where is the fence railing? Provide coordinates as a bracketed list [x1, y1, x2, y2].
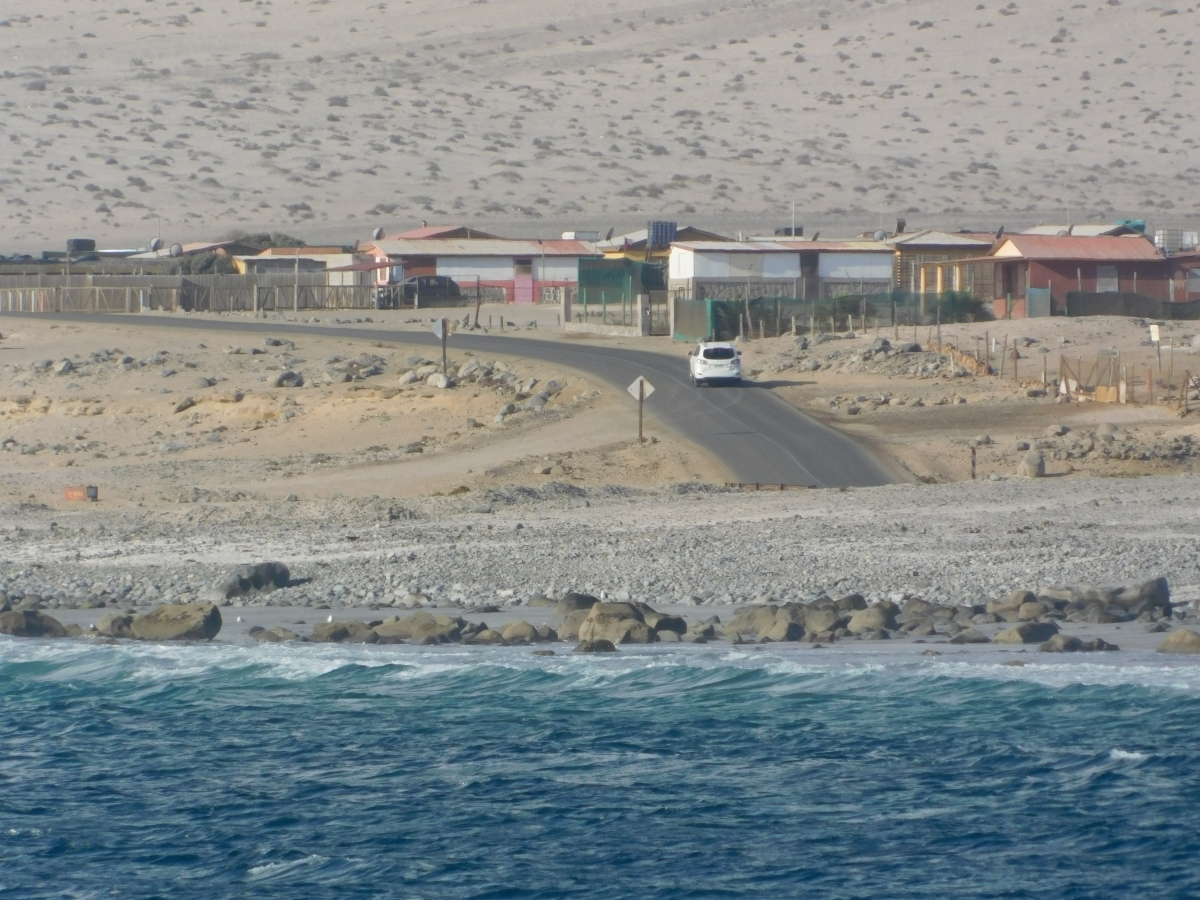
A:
[672, 291, 994, 342]
[0, 274, 384, 313]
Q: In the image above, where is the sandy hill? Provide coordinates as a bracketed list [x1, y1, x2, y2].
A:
[1, 0, 1196, 252]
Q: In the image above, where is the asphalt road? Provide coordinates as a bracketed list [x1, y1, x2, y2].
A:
[3, 312, 896, 487]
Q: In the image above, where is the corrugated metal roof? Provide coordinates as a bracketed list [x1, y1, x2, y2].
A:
[384, 225, 502, 240]
[993, 235, 1162, 261]
[598, 225, 730, 250]
[1020, 224, 1134, 237]
[674, 240, 890, 253]
[365, 239, 597, 257]
[891, 230, 993, 248]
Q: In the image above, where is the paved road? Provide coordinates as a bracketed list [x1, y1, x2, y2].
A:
[3, 312, 896, 487]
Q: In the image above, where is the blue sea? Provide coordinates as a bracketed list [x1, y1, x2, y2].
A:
[3, 640, 1200, 899]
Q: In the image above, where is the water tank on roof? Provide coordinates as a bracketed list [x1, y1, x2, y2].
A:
[647, 221, 678, 248]
[1116, 219, 1146, 234]
[1156, 229, 1185, 254]
[66, 238, 96, 254]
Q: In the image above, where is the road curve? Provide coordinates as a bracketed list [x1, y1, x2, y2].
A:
[2, 312, 896, 487]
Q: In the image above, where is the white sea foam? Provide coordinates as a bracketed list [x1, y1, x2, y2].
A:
[4, 637, 1200, 694]
[247, 853, 328, 880]
[1110, 749, 1149, 761]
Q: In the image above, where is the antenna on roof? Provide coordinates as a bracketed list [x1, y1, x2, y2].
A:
[169, 243, 183, 258]
[873, 229, 887, 242]
[811, 231, 820, 242]
[371, 227, 385, 240]
[605, 226, 615, 242]
[995, 225, 1005, 241]
[149, 237, 164, 252]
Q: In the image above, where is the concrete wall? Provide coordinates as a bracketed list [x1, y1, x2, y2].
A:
[437, 256, 515, 281]
[818, 252, 894, 281]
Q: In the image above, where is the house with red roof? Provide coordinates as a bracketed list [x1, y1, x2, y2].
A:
[937, 234, 1168, 318]
[359, 236, 598, 303]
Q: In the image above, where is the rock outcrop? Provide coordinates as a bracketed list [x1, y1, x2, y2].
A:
[96, 613, 134, 639]
[577, 601, 656, 644]
[130, 603, 222, 641]
[574, 639, 618, 653]
[1157, 629, 1200, 654]
[993, 621, 1059, 644]
[0, 609, 68, 638]
[205, 562, 291, 603]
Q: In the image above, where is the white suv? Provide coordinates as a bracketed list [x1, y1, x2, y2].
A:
[689, 342, 743, 386]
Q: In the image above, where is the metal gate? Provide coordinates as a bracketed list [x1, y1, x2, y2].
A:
[648, 291, 670, 336]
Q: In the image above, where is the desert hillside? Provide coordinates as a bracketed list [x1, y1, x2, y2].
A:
[1, 0, 1196, 251]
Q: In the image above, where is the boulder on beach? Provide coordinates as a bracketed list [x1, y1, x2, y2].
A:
[251, 626, 306, 643]
[371, 611, 464, 644]
[804, 606, 841, 636]
[501, 621, 541, 644]
[988, 590, 1037, 614]
[847, 605, 898, 634]
[551, 592, 599, 626]
[1157, 629, 1200, 654]
[578, 601, 656, 644]
[1111, 577, 1171, 614]
[1045, 578, 1171, 619]
[574, 639, 618, 653]
[641, 609, 687, 636]
[726, 605, 780, 639]
[465, 627, 505, 645]
[994, 621, 1059, 644]
[949, 628, 991, 645]
[130, 603, 222, 641]
[206, 562, 291, 602]
[0, 609, 68, 639]
[835, 592, 868, 612]
[555, 609, 591, 642]
[1039, 634, 1084, 653]
[1017, 601, 1046, 621]
[96, 613, 134, 639]
[760, 620, 804, 642]
[311, 620, 378, 644]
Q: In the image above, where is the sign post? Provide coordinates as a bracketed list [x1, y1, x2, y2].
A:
[431, 317, 449, 373]
[1150, 323, 1161, 370]
[627, 376, 655, 443]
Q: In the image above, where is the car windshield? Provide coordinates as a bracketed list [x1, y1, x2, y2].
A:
[702, 347, 737, 360]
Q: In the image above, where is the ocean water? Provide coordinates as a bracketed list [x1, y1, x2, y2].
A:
[3, 641, 1200, 899]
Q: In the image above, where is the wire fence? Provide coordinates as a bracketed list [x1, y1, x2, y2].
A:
[0, 274, 381, 313]
[672, 291, 994, 342]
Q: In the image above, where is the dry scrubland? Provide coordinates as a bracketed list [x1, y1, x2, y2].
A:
[1, 0, 1197, 250]
[733, 313, 1200, 483]
[0, 316, 721, 506]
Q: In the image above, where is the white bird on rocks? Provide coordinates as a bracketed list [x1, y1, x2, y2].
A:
[327, 614, 334, 623]
[236, 616, 243, 623]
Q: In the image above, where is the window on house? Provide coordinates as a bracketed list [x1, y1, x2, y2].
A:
[1096, 265, 1118, 293]
[514, 259, 533, 276]
[1188, 270, 1200, 296]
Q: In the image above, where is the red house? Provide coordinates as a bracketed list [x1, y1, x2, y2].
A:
[980, 234, 1166, 318]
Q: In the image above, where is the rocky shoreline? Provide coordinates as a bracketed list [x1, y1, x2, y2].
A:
[5, 568, 1200, 656]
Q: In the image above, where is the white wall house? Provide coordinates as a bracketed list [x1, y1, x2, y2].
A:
[361, 238, 597, 303]
[668, 241, 894, 299]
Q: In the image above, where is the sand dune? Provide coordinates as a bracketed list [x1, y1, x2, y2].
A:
[1, 0, 1196, 251]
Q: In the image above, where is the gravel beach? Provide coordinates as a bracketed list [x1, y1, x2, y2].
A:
[5, 474, 1200, 623]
